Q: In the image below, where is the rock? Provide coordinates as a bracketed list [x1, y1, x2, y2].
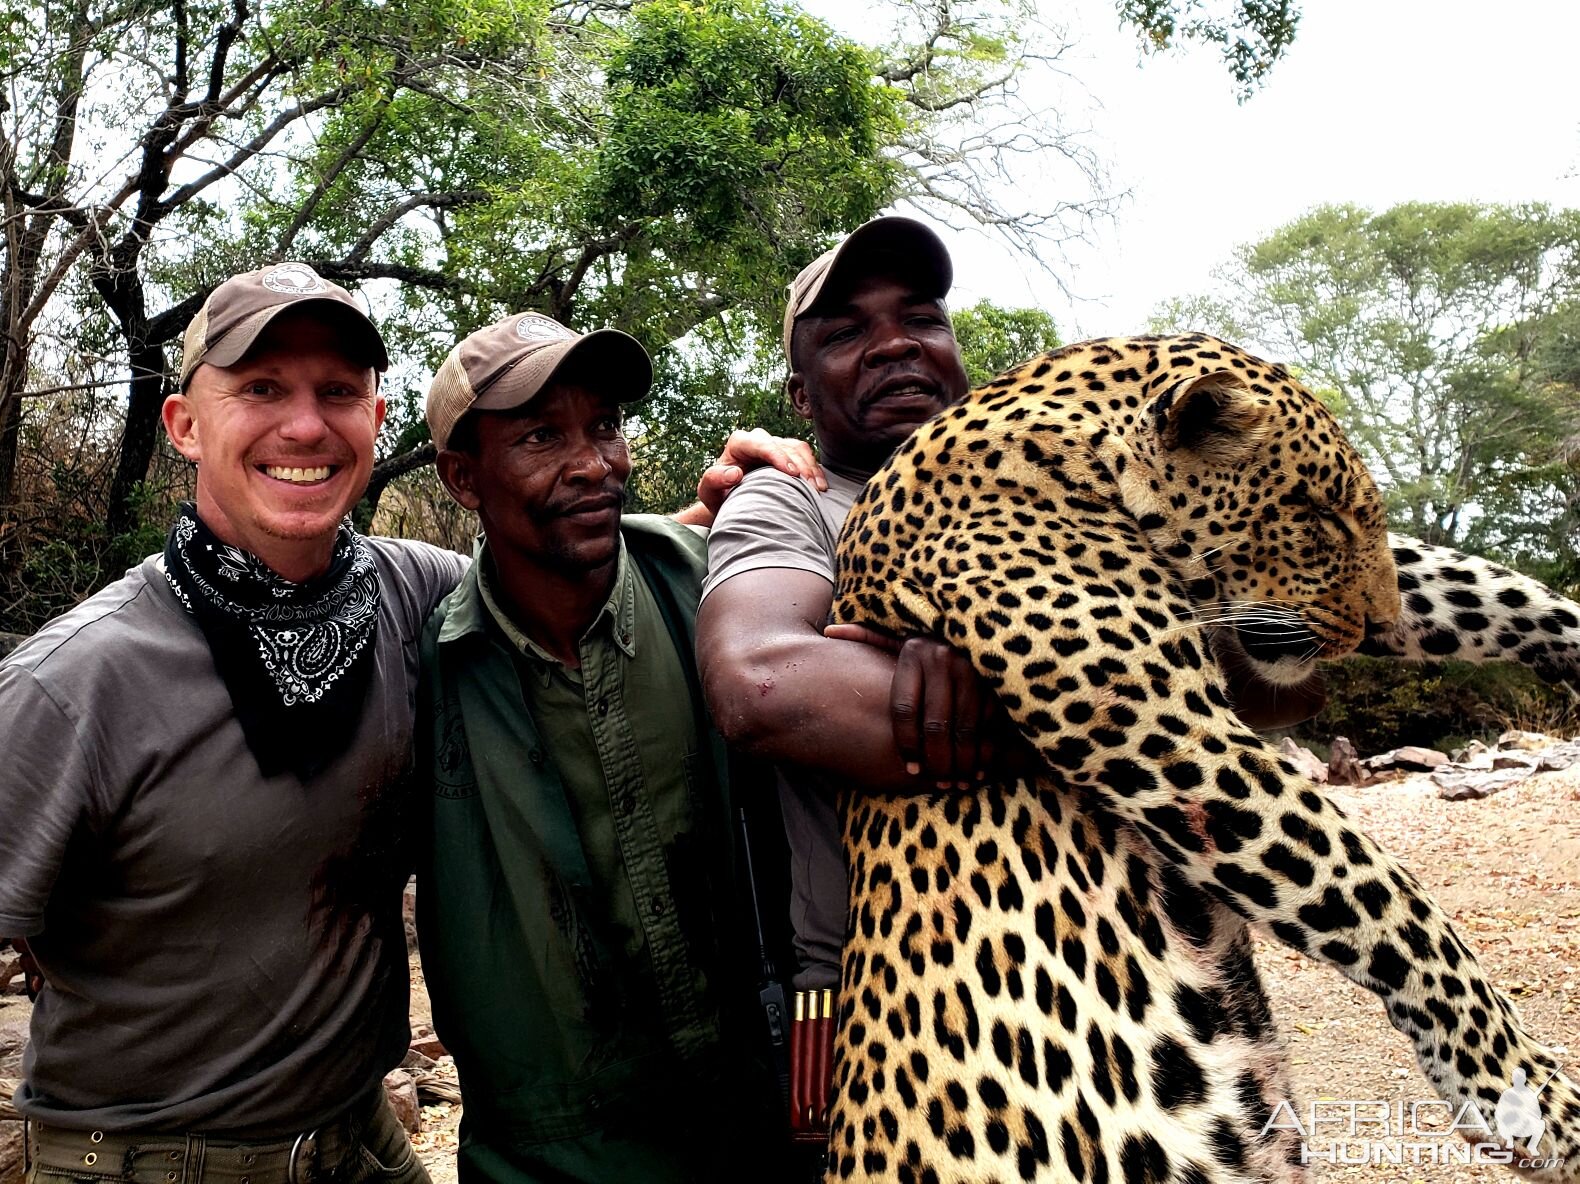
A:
[1492, 752, 1539, 771]
[0, 1023, 27, 1058]
[1451, 738, 1491, 763]
[1366, 745, 1448, 772]
[409, 1032, 449, 1060]
[1391, 745, 1448, 770]
[1496, 729, 1552, 751]
[1433, 768, 1531, 801]
[382, 1069, 422, 1134]
[1537, 743, 1580, 772]
[1277, 738, 1328, 783]
[0, 1023, 26, 1079]
[0, 1119, 22, 1184]
[400, 1047, 437, 1072]
[1327, 736, 1370, 786]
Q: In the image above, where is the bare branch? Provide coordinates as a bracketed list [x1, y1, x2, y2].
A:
[278, 97, 394, 254]
[345, 190, 491, 264]
[155, 84, 361, 215]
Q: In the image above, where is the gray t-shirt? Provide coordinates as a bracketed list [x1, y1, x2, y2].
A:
[0, 537, 467, 1136]
[701, 467, 864, 989]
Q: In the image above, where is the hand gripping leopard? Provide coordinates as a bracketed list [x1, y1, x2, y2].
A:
[825, 334, 1578, 1183]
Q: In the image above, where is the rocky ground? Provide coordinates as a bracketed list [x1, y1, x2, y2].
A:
[2, 765, 1575, 1184]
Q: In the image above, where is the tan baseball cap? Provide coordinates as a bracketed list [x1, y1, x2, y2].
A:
[782, 216, 953, 364]
[425, 312, 653, 451]
[179, 262, 388, 388]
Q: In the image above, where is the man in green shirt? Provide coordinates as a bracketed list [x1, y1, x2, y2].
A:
[413, 312, 797, 1183]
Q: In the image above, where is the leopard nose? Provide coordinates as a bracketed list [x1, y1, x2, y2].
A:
[1364, 612, 1398, 639]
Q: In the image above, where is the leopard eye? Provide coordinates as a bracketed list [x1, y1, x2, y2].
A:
[1316, 514, 1354, 541]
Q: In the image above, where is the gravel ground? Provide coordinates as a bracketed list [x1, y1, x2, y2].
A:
[1255, 766, 1579, 1184]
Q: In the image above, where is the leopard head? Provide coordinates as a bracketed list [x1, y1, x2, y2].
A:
[1113, 358, 1400, 690]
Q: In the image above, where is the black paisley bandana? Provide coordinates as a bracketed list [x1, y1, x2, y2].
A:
[163, 503, 380, 780]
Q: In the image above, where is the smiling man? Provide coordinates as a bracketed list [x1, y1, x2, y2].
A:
[0, 267, 812, 1184]
[0, 264, 466, 1183]
[415, 313, 791, 1184]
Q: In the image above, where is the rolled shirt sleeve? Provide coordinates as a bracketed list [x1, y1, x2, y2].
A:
[700, 467, 852, 604]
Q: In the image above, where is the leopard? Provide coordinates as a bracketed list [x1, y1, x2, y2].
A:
[823, 333, 1579, 1183]
[1362, 539, 1580, 699]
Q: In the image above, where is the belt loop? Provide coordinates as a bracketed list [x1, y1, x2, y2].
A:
[22, 1118, 31, 1178]
[183, 1133, 207, 1184]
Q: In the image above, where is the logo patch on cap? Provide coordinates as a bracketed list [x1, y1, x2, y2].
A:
[261, 264, 327, 295]
[514, 313, 576, 344]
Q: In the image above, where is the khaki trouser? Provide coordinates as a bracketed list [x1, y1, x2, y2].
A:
[25, 1090, 430, 1184]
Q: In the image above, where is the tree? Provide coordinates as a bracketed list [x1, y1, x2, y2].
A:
[0, 0, 1305, 632]
[0, 0, 912, 606]
[950, 299, 1060, 385]
[1115, 0, 1300, 98]
[1154, 202, 1580, 575]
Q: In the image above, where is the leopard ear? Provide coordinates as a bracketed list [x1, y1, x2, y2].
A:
[1152, 370, 1269, 461]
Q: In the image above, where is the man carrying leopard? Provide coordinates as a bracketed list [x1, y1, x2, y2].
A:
[701, 216, 1580, 1176]
[821, 329, 1579, 1181]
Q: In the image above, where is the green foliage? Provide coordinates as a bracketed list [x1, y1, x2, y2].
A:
[950, 301, 1061, 386]
[1290, 656, 1574, 755]
[624, 298, 1059, 514]
[1146, 293, 1253, 342]
[625, 316, 809, 516]
[1115, 0, 1300, 98]
[0, 0, 1309, 632]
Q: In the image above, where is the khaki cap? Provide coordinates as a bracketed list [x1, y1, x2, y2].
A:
[782, 216, 953, 363]
[425, 312, 653, 451]
[179, 262, 388, 388]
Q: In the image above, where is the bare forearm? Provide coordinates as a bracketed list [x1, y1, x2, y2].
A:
[701, 629, 922, 791]
[671, 501, 712, 526]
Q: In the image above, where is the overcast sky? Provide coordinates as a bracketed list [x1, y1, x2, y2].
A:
[807, 0, 1580, 338]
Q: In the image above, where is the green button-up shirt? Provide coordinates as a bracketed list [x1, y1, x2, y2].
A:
[414, 516, 782, 1184]
[475, 542, 712, 1046]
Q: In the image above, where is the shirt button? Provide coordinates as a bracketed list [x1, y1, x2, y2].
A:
[528, 748, 544, 765]
[649, 896, 666, 918]
[597, 697, 609, 717]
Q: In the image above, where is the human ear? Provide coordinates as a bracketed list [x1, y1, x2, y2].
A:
[162, 390, 202, 463]
[786, 374, 813, 421]
[436, 449, 483, 512]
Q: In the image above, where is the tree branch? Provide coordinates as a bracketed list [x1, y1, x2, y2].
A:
[345, 190, 491, 264]
[314, 259, 463, 293]
[155, 83, 360, 216]
[371, 440, 436, 485]
[278, 97, 394, 254]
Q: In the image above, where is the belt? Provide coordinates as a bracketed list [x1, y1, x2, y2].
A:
[26, 1089, 382, 1184]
